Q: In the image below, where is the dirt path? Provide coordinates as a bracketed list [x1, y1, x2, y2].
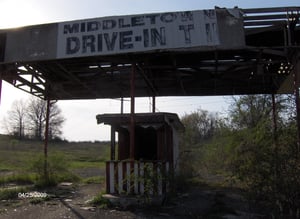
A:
[0, 181, 266, 219]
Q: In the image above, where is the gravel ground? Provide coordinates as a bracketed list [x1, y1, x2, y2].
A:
[0, 182, 266, 219]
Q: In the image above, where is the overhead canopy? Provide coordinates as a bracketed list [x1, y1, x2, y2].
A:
[0, 6, 299, 100]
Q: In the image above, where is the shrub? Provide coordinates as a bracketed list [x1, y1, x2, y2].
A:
[29, 152, 79, 187]
[89, 193, 111, 208]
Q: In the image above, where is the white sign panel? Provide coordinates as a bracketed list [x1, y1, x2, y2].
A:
[57, 10, 219, 58]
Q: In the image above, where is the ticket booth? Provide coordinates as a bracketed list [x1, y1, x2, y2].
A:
[96, 112, 184, 195]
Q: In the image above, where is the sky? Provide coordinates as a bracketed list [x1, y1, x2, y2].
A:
[0, 0, 299, 141]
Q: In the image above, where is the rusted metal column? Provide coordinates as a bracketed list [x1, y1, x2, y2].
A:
[152, 96, 156, 113]
[44, 98, 51, 181]
[294, 58, 300, 154]
[130, 64, 136, 160]
[271, 94, 278, 142]
[44, 99, 51, 158]
[271, 93, 279, 187]
[0, 74, 2, 106]
[111, 126, 116, 160]
[120, 97, 124, 114]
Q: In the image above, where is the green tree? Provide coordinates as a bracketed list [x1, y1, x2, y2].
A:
[179, 109, 221, 177]
[226, 94, 300, 218]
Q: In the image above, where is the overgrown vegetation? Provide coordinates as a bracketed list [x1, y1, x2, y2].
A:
[89, 192, 112, 208]
[179, 94, 300, 218]
[30, 152, 80, 187]
[0, 137, 109, 191]
[1, 94, 300, 218]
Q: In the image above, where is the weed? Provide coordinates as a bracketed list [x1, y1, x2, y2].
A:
[89, 193, 111, 208]
[29, 152, 79, 187]
[29, 196, 50, 204]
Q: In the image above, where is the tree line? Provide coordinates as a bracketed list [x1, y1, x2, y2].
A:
[1, 97, 65, 140]
[179, 94, 300, 218]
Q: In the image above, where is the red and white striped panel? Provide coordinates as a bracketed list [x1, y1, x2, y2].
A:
[106, 161, 170, 195]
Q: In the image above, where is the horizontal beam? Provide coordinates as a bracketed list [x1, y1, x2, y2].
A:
[242, 7, 300, 14]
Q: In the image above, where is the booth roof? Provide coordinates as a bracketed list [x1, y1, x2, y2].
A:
[96, 112, 185, 131]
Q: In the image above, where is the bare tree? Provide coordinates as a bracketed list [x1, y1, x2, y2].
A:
[48, 102, 65, 140]
[27, 98, 46, 140]
[2, 99, 27, 139]
[27, 97, 65, 140]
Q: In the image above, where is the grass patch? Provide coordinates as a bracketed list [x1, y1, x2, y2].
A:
[82, 176, 105, 184]
[29, 196, 51, 204]
[0, 135, 109, 189]
[89, 193, 111, 208]
[0, 187, 29, 200]
[69, 161, 104, 169]
[0, 173, 35, 186]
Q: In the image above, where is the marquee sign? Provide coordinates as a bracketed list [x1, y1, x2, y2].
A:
[57, 10, 220, 58]
[3, 8, 244, 63]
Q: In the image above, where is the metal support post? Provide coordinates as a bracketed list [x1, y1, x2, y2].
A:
[130, 64, 136, 160]
[0, 74, 2, 106]
[44, 98, 51, 181]
[271, 93, 279, 192]
[111, 126, 116, 160]
[271, 94, 278, 142]
[44, 99, 50, 158]
[152, 96, 156, 113]
[121, 97, 124, 114]
[293, 58, 300, 154]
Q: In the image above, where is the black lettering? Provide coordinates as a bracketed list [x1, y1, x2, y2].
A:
[204, 10, 216, 19]
[81, 23, 86, 32]
[66, 37, 80, 54]
[104, 32, 118, 51]
[97, 34, 103, 51]
[161, 13, 176, 23]
[87, 21, 101, 32]
[180, 11, 193, 22]
[82, 35, 96, 53]
[103, 19, 117, 30]
[119, 31, 133, 50]
[63, 24, 79, 34]
[205, 23, 217, 43]
[131, 16, 144, 26]
[145, 14, 159, 25]
[119, 18, 130, 28]
[143, 29, 149, 47]
[205, 24, 211, 42]
[151, 27, 166, 47]
[179, 24, 194, 44]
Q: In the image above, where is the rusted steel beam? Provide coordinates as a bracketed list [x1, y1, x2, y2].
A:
[43, 98, 51, 182]
[244, 14, 288, 21]
[110, 126, 116, 160]
[244, 20, 287, 27]
[242, 7, 300, 14]
[294, 57, 300, 154]
[44, 98, 51, 158]
[0, 73, 2, 106]
[136, 64, 159, 96]
[152, 96, 156, 113]
[130, 64, 136, 160]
